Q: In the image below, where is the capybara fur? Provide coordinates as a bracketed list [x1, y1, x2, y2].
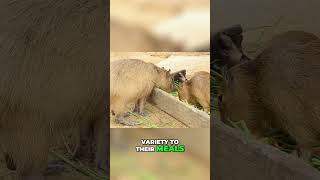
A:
[215, 25, 320, 161]
[0, 0, 109, 179]
[111, 59, 175, 125]
[178, 71, 210, 112]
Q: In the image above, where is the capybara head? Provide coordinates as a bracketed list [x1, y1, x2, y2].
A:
[172, 69, 187, 83]
[155, 67, 175, 92]
[214, 25, 253, 125]
[212, 25, 250, 69]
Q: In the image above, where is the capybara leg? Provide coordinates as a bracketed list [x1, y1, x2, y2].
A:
[133, 100, 140, 113]
[198, 98, 210, 113]
[94, 117, 109, 175]
[134, 98, 148, 116]
[138, 98, 148, 116]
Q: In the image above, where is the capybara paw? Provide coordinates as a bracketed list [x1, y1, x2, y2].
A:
[123, 112, 131, 117]
[133, 107, 139, 113]
[44, 160, 65, 175]
[118, 119, 138, 126]
[138, 111, 148, 117]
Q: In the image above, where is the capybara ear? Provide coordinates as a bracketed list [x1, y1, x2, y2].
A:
[179, 73, 187, 82]
[218, 33, 244, 69]
[180, 69, 186, 77]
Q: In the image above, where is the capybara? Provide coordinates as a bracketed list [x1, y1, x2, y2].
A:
[214, 25, 320, 161]
[111, 59, 175, 126]
[0, 0, 109, 179]
[178, 71, 210, 112]
[110, 19, 182, 52]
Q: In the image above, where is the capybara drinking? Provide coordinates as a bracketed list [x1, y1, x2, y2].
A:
[110, 59, 175, 126]
[214, 25, 320, 161]
[178, 71, 210, 113]
[0, 0, 109, 179]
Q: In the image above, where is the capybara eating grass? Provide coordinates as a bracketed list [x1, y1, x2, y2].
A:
[214, 25, 320, 162]
[0, 0, 109, 179]
[178, 71, 210, 113]
[110, 59, 175, 126]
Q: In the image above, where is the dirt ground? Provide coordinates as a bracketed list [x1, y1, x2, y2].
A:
[110, 52, 209, 128]
[110, 103, 188, 128]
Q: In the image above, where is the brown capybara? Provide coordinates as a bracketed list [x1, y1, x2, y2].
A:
[110, 19, 182, 52]
[111, 59, 175, 126]
[178, 71, 210, 113]
[214, 25, 320, 161]
[0, 0, 109, 179]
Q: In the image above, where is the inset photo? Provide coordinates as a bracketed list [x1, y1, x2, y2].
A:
[110, 52, 210, 128]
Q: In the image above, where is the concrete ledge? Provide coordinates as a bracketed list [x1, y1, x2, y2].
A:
[212, 118, 320, 180]
[151, 88, 210, 128]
